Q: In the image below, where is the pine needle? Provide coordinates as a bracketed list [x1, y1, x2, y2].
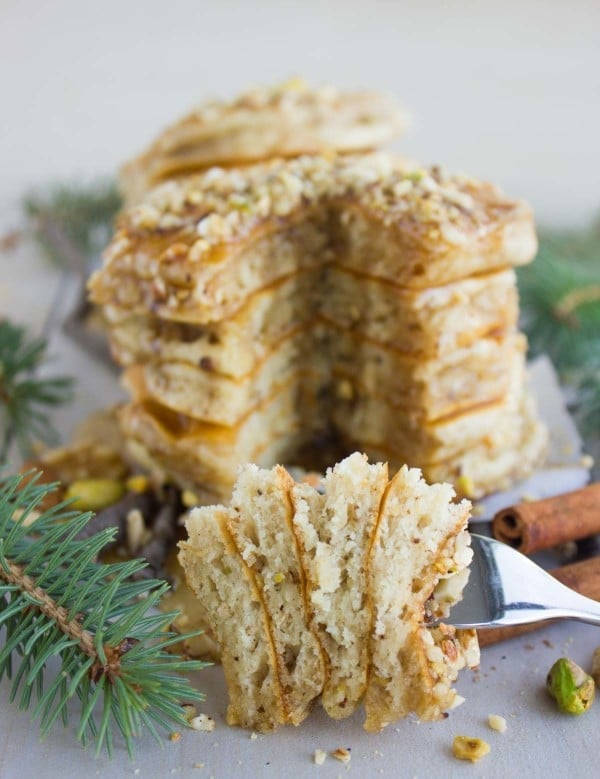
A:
[0, 470, 207, 757]
[518, 221, 600, 449]
[24, 181, 122, 274]
[0, 320, 74, 460]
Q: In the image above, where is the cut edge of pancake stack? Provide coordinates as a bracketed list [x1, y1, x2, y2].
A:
[179, 453, 480, 733]
[89, 78, 548, 504]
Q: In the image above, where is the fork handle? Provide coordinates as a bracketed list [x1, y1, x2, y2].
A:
[478, 555, 600, 647]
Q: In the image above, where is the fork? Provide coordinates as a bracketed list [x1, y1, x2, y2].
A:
[438, 534, 600, 630]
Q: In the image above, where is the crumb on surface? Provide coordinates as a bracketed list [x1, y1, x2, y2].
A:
[314, 749, 327, 765]
[488, 714, 507, 733]
[250, 732, 259, 740]
[182, 704, 198, 721]
[519, 492, 537, 502]
[170, 731, 182, 742]
[189, 714, 216, 732]
[452, 736, 490, 763]
[332, 747, 351, 764]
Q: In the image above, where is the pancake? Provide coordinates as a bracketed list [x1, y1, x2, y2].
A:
[179, 455, 479, 732]
[120, 79, 407, 202]
[89, 153, 536, 323]
[120, 326, 520, 426]
[104, 265, 519, 372]
[364, 464, 478, 731]
[90, 88, 544, 503]
[179, 507, 287, 731]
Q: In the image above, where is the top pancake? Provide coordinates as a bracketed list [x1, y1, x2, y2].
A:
[120, 79, 407, 202]
[90, 153, 537, 322]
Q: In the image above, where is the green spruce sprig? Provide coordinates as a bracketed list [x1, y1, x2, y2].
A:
[0, 470, 207, 756]
[518, 224, 600, 371]
[24, 181, 122, 275]
[518, 222, 600, 447]
[0, 320, 74, 461]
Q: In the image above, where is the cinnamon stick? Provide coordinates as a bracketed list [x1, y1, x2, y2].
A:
[478, 554, 600, 647]
[492, 483, 600, 554]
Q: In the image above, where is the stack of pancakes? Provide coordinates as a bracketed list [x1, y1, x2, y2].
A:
[89, 81, 547, 502]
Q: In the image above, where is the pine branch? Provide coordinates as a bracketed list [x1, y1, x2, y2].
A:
[0, 470, 207, 756]
[518, 220, 600, 449]
[24, 181, 122, 275]
[0, 320, 74, 461]
[518, 223, 600, 371]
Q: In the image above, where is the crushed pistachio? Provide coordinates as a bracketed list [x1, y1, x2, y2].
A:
[455, 475, 474, 497]
[546, 657, 595, 714]
[126, 474, 151, 493]
[65, 479, 125, 511]
[182, 489, 200, 508]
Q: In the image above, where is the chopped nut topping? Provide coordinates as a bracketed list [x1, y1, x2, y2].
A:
[93, 150, 528, 315]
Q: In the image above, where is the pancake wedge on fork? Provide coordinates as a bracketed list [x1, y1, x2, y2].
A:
[291, 453, 388, 719]
[227, 464, 326, 725]
[180, 508, 286, 732]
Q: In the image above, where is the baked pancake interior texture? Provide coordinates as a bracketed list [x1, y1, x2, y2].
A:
[179, 454, 480, 732]
[91, 145, 546, 502]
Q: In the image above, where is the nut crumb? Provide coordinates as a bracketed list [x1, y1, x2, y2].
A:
[332, 747, 351, 764]
[189, 714, 215, 732]
[250, 732, 258, 740]
[452, 736, 490, 763]
[193, 764, 204, 770]
[182, 704, 198, 721]
[182, 489, 200, 508]
[170, 732, 182, 742]
[488, 714, 507, 733]
[314, 750, 327, 765]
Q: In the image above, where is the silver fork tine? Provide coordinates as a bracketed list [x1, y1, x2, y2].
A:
[440, 535, 600, 630]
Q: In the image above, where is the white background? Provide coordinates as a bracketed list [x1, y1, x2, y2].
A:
[1, 0, 599, 227]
